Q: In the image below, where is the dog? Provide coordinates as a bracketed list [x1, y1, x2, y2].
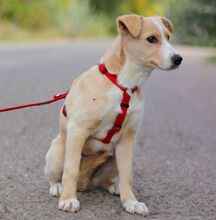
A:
[44, 14, 182, 216]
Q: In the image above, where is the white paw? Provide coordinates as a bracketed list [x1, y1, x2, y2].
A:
[108, 183, 120, 195]
[49, 183, 62, 197]
[58, 198, 80, 213]
[123, 200, 149, 216]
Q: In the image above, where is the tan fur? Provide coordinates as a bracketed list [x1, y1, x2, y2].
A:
[117, 14, 142, 38]
[45, 14, 180, 215]
[159, 16, 174, 33]
[92, 156, 118, 189]
[116, 127, 137, 202]
[100, 179, 113, 189]
[78, 153, 110, 191]
[101, 36, 126, 74]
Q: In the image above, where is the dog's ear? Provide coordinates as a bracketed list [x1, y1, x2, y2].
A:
[117, 14, 142, 38]
[160, 17, 174, 33]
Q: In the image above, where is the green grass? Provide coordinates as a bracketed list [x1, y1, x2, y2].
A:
[0, 23, 68, 42]
[207, 55, 216, 64]
[0, 15, 112, 43]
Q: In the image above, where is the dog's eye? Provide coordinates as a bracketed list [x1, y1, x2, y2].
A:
[146, 36, 158, 44]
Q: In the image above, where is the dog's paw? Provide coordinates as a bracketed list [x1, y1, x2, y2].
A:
[49, 183, 62, 197]
[58, 198, 80, 213]
[123, 200, 149, 216]
[108, 183, 120, 195]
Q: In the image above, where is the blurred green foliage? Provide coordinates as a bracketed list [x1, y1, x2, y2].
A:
[0, 0, 215, 46]
[88, 0, 162, 34]
[208, 55, 216, 63]
[0, 0, 58, 29]
[0, 0, 162, 40]
[0, 0, 161, 39]
[165, 0, 216, 46]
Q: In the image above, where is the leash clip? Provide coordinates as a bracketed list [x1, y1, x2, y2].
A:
[54, 93, 62, 98]
[54, 92, 68, 100]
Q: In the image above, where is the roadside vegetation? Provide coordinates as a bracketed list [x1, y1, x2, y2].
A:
[0, 0, 162, 41]
[207, 56, 216, 64]
[0, 0, 215, 49]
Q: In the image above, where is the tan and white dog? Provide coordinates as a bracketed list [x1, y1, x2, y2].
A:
[44, 14, 182, 216]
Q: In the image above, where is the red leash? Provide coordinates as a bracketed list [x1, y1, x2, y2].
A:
[0, 91, 68, 113]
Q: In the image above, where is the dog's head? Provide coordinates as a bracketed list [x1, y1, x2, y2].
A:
[117, 14, 182, 71]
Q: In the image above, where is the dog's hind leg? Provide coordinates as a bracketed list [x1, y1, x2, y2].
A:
[44, 112, 66, 197]
[92, 156, 120, 195]
[78, 152, 110, 191]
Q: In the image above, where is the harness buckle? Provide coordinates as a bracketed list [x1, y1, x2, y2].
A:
[121, 103, 129, 108]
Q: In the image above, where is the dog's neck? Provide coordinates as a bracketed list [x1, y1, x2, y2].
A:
[100, 36, 125, 74]
[100, 36, 151, 89]
[118, 59, 151, 89]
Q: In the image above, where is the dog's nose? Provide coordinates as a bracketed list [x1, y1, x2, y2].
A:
[171, 54, 183, 66]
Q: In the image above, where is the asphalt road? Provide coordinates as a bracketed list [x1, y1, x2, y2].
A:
[0, 41, 215, 220]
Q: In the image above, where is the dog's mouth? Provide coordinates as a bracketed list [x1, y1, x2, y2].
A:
[150, 61, 170, 71]
[167, 65, 179, 70]
[150, 61, 181, 71]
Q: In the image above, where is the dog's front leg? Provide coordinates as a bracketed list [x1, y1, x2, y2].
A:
[58, 122, 89, 213]
[116, 127, 149, 216]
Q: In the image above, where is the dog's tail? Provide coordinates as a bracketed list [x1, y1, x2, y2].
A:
[78, 152, 110, 191]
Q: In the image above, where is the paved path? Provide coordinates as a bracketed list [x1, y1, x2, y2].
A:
[0, 41, 215, 220]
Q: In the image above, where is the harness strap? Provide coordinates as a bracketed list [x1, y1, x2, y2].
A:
[98, 64, 126, 91]
[94, 64, 137, 144]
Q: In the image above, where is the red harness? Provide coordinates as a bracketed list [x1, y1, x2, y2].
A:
[0, 63, 137, 145]
[63, 64, 137, 144]
[93, 64, 137, 144]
